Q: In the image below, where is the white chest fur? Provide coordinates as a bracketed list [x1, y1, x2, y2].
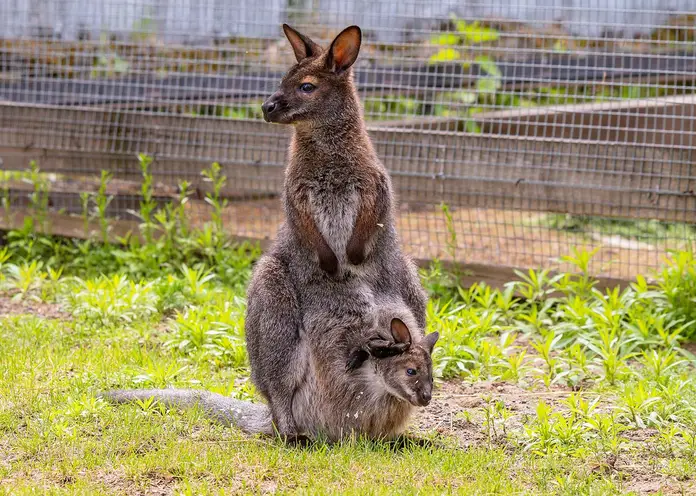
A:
[309, 189, 359, 262]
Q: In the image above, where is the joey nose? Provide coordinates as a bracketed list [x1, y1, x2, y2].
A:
[419, 391, 432, 406]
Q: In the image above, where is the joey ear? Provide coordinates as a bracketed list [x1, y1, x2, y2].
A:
[390, 318, 412, 345]
[283, 24, 322, 62]
[325, 25, 361, 74]
[421, 332, 440, 355]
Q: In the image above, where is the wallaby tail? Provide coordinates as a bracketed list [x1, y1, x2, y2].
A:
[99, 389, 274, 436]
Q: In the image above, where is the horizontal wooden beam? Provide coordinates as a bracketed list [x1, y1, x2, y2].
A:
[0, 208, 632, 291]
[2, 48, 695, 106]
[3, 176, 179, 197]
[0, 209, 139, 243]
[0, 102, 694, 223]
[373, 94, 696, 147]
[422, 259, 630, 294]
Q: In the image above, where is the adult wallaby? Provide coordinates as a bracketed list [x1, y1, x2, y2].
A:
[102, 24, 432, 441]
[100, 313, 439, 442]
[246, 23, 428, 436]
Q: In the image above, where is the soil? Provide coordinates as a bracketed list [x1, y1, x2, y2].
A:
[0, 294, 67, 320]
[411, 381, 694, 496]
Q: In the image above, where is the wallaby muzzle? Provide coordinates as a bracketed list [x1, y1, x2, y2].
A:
[416, 388, 432, 407]
[262, 92, 285, 122]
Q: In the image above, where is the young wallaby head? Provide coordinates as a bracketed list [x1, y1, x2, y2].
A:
[374, 318, 440, 407]
[261, 24, 362, 126]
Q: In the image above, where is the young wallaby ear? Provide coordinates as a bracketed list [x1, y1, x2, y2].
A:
[390, 318, 412, 345]
[282, 24, 322, 62]
[421, 332, 440, 355]
[325, 25, 361, 74]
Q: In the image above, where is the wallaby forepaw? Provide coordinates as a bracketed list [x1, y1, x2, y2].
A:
[366, 339, 410, 358]
[346, 243, 366, 266]
[346, 349, 370, 372]
[319, 252, 339, 275]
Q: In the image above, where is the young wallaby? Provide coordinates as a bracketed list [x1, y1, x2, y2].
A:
[246, 23, 429, 437]
[295, 300, 440, 441]
[99, 309, 438, 442]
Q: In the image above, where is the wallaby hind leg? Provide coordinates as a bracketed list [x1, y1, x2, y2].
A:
[245, 255, 306, 436]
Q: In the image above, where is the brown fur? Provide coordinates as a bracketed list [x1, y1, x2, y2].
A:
[262, 24, 389, 275]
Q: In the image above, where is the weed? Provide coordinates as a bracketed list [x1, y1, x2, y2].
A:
[5, 260, 46, 299]
[201, 162, 228, 235]
[136, 153, 157, 243]
[64, 274, 159, 327]
[26, 161, 50, 231]
[79, 191, 91, 237]
[94, 170, 113, 243]
[617, 380, 662, 428]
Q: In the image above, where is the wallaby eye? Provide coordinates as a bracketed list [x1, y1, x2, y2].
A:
[406, 368, 417, 376]
[299, 82, 316, 93]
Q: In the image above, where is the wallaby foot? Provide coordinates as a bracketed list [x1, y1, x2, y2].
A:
[385, 434, 437, 450]
[277, 433, 314, 447]
[268, 396, 300, 439]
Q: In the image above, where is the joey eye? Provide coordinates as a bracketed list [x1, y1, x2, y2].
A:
[299, 82, 316, 93]
[406, 368, 417, 376]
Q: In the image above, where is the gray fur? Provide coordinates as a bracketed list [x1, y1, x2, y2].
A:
[98, 389, 274, 435]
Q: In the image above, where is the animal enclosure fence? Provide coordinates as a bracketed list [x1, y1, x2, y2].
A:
[0, 0, 695, 284]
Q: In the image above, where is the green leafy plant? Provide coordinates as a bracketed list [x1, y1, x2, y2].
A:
[136, 153, 157, 243]
[429, 16, 500, 63]
[25, 161, 50, 231]
[201, 162, 228, 236]
[94, 170, 113, 243]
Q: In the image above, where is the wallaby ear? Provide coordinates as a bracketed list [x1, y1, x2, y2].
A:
[325, 25, 361, 74]
[421, 332, 440, 355]
[283, 24, 322, 62]
[390, 318, 412, 345]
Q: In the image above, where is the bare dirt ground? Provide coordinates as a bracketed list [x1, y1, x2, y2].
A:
[414, 381, 693, 496]
[187, 199, 691, 281]
[0, 294, 67, 320]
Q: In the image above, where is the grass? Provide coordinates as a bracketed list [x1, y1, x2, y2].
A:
[1, 163, 696, 494]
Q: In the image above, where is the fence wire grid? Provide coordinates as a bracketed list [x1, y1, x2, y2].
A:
[1, 0, 695, 281]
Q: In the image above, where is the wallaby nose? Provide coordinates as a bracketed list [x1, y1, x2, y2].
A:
[419, 390, 432, 406]
[261, 94, 281, 122]
[262, 100, 276, 116]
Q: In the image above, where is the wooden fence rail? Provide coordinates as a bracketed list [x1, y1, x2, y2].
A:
[1, 99, 694, 224]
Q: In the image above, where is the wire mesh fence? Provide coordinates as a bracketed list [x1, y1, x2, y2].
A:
[0, 0, 695, 281]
